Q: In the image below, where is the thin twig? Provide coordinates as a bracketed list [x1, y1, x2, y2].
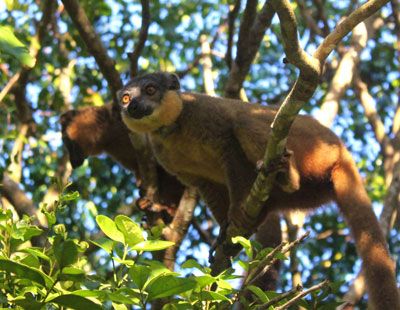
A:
[258, 284, 303, 309]
[0, 72, 21, 104]
[275, 280, 329, 310]
[246, 232, 310, 287]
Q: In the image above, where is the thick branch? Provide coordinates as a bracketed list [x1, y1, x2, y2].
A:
[1, 174, 44, 227]
[226, 0, 242, 69]
[224, 1, 275, 98]
[128, 0, 150, 78]
[61, 0, 123, 102]
[162, 187, 198, 270]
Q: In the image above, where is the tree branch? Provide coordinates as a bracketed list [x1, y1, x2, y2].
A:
[316, 16, 383, 127]
[354, 75, 389, 149]
[61, 0, 123, 103]
[162, 187, 198, 270]
[314, 0, 390, 62]
[275, 280, 329, 310]
[128, 0, 150, 78]
[224, 0, 275, 98]
[226, 0, 242, 69]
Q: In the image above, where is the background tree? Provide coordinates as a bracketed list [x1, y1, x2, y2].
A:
[0, 0, 398, 308]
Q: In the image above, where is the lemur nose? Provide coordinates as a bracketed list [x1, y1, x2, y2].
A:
[127, 98, 139, 115]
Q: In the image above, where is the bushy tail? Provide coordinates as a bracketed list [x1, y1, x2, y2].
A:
[332, 147, 399, 309]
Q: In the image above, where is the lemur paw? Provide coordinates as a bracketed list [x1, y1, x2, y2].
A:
[256, 148, 293, 175]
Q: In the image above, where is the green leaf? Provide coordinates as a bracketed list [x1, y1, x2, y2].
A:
[90, 237, 114, 253]
[59, 267, 85, 282]
[0, 26, 35, 67]
[146, 275, 196, 301]
[96, 215, 124, 244]
[12, 294, 42, 310]
[11, 224, 43, 241]
[181, 259, 207, 272]
[54, 239, 79, 268]
[19, 247, 50, 261]
[49, 294, 102, 310]
[246, 285, 269, 303]
[113, 303, 128, 310]
[131, 240, 174, 252]
[60, 191, 80, 202]
[193, 275, 216, 289]
[199, 291, 231, 302]
[0, 258, 52, 287]
[162, 302, 193, 310]
[114, 215, 144, 247]
[129, 264, 151, 290]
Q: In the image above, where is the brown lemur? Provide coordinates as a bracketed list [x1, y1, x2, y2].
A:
[60, 103, 282, 290]
[118, 71, 400, 309]
[60, 104, 184, 215]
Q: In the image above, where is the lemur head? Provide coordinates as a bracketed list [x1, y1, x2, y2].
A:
[60, 106, 112, 168]
[118, 72, 183, 133]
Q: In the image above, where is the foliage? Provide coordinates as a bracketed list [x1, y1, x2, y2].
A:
[0, 186, 340, 309]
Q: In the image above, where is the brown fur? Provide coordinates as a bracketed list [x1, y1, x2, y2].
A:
[119, 73, 400, 309]
[60, 104, 184, 208]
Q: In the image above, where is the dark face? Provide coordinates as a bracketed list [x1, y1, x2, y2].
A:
[60, 110, 86, 168]
[117, 72, 180, 119]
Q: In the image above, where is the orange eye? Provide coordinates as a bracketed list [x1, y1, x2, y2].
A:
[145, 85, 156, 96]
[122, 94, 130, 104]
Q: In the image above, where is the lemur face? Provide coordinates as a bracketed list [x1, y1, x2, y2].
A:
[118, 72, 180, 120]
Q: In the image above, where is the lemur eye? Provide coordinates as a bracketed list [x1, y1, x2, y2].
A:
[145, 85, 156, 96]
[122, 94, 130, 104]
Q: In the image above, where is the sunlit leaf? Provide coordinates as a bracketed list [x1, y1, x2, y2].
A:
[0, 26, 35, 67]
[131, 240, 174, 252]
[96, 215, 125, 244]
[114, 215, 144, 247]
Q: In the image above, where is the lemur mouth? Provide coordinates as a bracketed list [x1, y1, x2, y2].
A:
[127, 102, 153, 119]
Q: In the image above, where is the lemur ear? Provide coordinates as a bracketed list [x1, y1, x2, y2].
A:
[167, 73, 180, 90]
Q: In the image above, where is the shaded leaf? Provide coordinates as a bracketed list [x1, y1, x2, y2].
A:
[49, 294, 102, 310]
[0, 258, 52, 287]
[54, 239, 79, 268]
